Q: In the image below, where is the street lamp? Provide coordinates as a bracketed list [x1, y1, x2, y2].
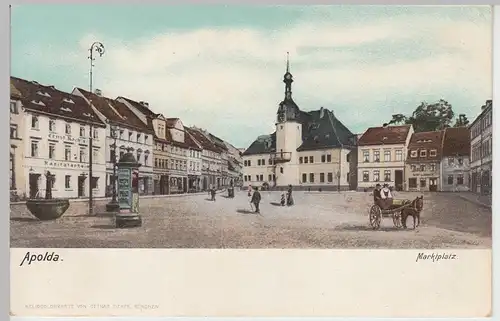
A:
[106, 124, 119, 212]
[87, 41, 105, 216]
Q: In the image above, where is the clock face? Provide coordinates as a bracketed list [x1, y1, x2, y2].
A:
[285, 73, 292, 80]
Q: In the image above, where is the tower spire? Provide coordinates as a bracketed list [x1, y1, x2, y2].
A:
[286, 51, 290, 73]
[283, 52, 293, 99]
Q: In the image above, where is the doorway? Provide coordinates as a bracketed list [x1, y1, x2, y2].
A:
[395, 170, 403, 191]
[78, 175, 86, 197]
[429, 178, 438, 192]
[29, 173, 40, 198]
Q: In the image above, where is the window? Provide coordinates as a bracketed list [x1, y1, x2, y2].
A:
[321, 155, 326, 163]
[410, 164, 417, 172]
[10, 124, 18, 139]
[93, 149, 99, 163]
[93, 129, 98, 139]
[31, 116, 39, 129]
[129, 132, 133, 141]
[327, 154, 332, 162]
[259, 174, 263, 181]
[384, 150, 391, 162]
[244, 176, 248, 182]
[49, 119, 56, 132]
[10, 152, 14, 190]
[91, 177, 99, 189]
[373, 150, 380, 162]
[457, 175, 464, 185]
[136, 152, 141, 164]
[145, 135, 149, 144]
[119, 130, 124, 139]
[65, 146, 71, 161]
[255, 175, 259, 181]
[65, 175, 71, 189]
[346, 154, 350, 162]
[447, 175, 453, 185]
[30, 141, 39, 157]
[79, 126, 85, 137]
[49, 143, 56, 159]
[262, 159, 266, 166]
[448, 158, 454, 166]
[408, 178, 417, 188]
[65, 123, 71, 134]
[309, 156, 314, 163]
[362, 171, 369, 182]
[304, 157, 309, 164]
[10, 101, 18, 114]
[309, 173, 315, 183]
[420, 150, 427, 157]
[50, 175, 56, 189]
[280, 167, 283, 174]
[420, 179, 426, 188]
[458, 158, 463, 166]
[410, 150, 417, 158]
[137, 133, 141, 142]
[384, 170, 391, 182]
[268, 174, 272, 182]
[320, 173, 325, 183]
[395, 150, 403, 161]
[429, 149, 437, 157]
[248, 160, 251, 166]
[328, 173, 333, 183]
[79, 148, 86, 163]
[430, 163, 436, 172]
[257, 159, 261, 166]
[363, 150, 369, 162]
[420, 164, 426, 172]
[373, 170, 380, 182]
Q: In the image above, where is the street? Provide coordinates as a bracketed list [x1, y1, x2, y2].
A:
[10, 191, 491, 248]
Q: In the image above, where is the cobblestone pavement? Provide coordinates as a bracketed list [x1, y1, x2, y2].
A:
[10, 191, 491, 248]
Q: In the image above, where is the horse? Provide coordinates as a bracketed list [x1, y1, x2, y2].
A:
[401, 196, 424, 229]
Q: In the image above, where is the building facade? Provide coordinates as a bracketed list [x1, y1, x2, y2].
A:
[357, 125, 414, 191]
[10, 82, 26, 200]
[440, 127, 471, 192]
[242, 59, 357, 190]
[470, 100, 492, 195]
[224, 141, 244, 186]
[405, 130, 444, 192]
[74, 88, 155, 196]
[187, 127, 222, 190]
[12, 77, 107, 199]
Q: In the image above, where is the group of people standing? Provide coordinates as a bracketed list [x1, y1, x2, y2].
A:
[246, 184, 295, 214]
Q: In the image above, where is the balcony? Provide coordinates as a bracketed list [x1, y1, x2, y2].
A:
[270, 151, 292, 163]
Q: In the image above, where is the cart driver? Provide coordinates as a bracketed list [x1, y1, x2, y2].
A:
[373, 184, 382, 204]
[379, 183, 393, 209]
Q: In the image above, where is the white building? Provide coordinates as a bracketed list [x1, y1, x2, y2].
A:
[357, 125, 414, 191]
[12, 77, 107, 199]
[470, 100, 492, 195]
[73, 88, 156, 195]
[10, 81, 26, 200]
[242, 59, 357, 190]
[187, 127, 223, 190]
[440, 127, 471, 192]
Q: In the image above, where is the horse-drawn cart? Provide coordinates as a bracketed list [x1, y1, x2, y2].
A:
[369, 199, 412, 229]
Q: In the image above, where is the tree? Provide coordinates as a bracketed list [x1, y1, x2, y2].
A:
[385, 99, 456, 132]
[453, 114, 470, 127]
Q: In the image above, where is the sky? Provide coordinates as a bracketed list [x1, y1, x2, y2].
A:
[10, 5, 492, 148]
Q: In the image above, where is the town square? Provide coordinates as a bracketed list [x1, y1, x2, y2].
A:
[9, 5, 492, 249]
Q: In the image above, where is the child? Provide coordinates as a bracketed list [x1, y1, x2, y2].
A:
[280, 193, 286, 206]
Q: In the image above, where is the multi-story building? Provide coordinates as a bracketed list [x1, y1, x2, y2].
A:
[187, 127, 222, 190]
[470, 100, 493, 195]
[405, 130, 444, 192]
[11, 77, 107, 199]
[357, 125, 414, 191]
[242, 59, 357, 190]
[10, 81, 26, 200]
[224, 141, 244, 186]
[73, 88, 155, 195]
[440, 127, 471, 192]
[203, 131, 230, 187]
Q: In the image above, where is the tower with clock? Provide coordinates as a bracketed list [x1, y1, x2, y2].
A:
[275, 52, 303, 186]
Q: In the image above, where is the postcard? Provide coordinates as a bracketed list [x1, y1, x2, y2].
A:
[9, 4, 492, 317]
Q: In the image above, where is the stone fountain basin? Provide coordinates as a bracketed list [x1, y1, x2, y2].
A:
[26, 199, 70, 221]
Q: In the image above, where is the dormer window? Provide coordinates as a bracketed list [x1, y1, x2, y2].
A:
[410, 150, 418, 158]
[60, 107, 72, 112]
[420, 150, 427, 157]
[83, 112, 93, 118]
[36, 91, 51, 98]
[49, 119, 56, 132]
[429, 149, 437, 157]
[382, 136, 388, 141]
[31, 100, 45, 106]
[63, 97, 74, 104]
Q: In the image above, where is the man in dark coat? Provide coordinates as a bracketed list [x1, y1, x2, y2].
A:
[286, 184, 294, 206]
[210, 185, 216, 201]
[373, 184, 382, 204]
[251, 187, 262, 213]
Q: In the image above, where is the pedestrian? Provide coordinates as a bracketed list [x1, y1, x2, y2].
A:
[280, 193, 286, 206]
[286, 184, 294, 206]
[373, 183, 382, 205]
[211, 185, 216, 201]
[248, 184, 252, 197]
[251, 186, 261, 214]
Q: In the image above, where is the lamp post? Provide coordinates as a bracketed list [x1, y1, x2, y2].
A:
[106, 124, 119, 212]
[87, 41, 105, 216]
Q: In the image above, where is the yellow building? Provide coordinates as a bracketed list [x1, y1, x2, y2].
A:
[10, 82, 26, 200]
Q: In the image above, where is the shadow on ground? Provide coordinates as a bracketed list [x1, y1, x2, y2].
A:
[91, 224, 118, 230]
[10, 217, 41, 223]
[269, 202, 284, 207]
[335, 224, 411, 232]
[236, 209, 257, 215]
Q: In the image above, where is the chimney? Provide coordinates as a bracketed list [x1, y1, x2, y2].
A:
[140, 101, 149, 108]
[95, 89, 102, 96]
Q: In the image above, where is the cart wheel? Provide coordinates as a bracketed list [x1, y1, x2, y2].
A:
[393, 212, 402, 228]
[369, 205, 381, 230]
